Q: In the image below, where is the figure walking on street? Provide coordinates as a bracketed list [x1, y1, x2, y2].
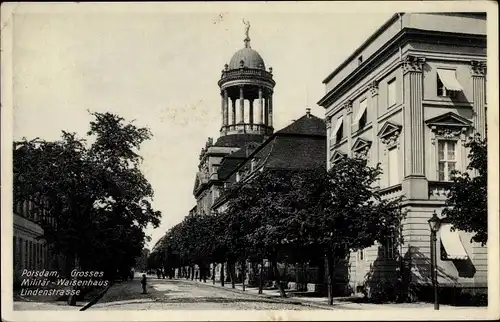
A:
[141, 274, 147, 294]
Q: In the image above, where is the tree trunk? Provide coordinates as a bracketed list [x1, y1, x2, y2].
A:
[230, 261, 236, 289]
[191, 265, 195, 280]
[220, 262, 225, 287]
[242, 259, 246, 291]
[272, 259, 286, 298]
[202, 264, 207, 283]
[325, 252, 334, 305]
[226, 262, 231, 283]
[258, 259, 264, 294]
[212, 263, 216, 285]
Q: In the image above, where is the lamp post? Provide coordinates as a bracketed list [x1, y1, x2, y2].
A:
[428, 211, 441, 310]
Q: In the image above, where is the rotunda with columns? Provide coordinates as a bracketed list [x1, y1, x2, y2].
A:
[217, 24, 275, 139]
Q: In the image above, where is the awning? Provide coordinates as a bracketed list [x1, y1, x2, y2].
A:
[437, 69, 463, 92]
[331, 117, 343, 137]
[354, 100, 368, 123]
[440, 223, 469, 260]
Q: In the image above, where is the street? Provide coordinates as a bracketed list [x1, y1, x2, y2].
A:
[89, 277, 319, 310]
[13, 276, 487, 311]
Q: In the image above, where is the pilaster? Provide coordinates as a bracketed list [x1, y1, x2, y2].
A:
[345, 100, 353, 157]
[369, 80, 379, 168]
[326, 117, 332, 169]
[402, 55, 427, 199]
[470, 60, 486, 138]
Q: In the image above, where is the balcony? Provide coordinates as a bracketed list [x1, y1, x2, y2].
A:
[219, 68, 274, 82]
[428, 181, 452, 200]
[223, 123, 273, 136]
[378, 184, 402, 201]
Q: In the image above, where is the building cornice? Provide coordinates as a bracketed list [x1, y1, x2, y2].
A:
[322, 13, 402, 84]
[318, 28, 487, 109]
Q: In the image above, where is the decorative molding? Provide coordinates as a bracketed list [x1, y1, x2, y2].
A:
[352, 138, 372, 159]
[426, 112, 472, 144]
[344, 100, 353, 115]
[369, 80, 379, 96]
[378, 121, 402, 148]
[330, 150, 347, 163]
[352, 138, 372, 152]
[403, 55, 426, 74]
[325, 117, 332, 129]
[318, 28, 485, 108]
[470, 60, 487, 77]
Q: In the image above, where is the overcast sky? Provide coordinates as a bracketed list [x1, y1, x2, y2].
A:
[9, 2, 466, 250]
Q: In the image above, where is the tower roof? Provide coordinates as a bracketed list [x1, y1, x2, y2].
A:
[228, 48, 266, 70]
[227, 19, 266, 70]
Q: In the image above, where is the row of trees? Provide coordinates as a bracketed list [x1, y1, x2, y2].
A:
[149, 135, 487, 304]
[149, 157, 405, 304]
[14, 112, 161, 287]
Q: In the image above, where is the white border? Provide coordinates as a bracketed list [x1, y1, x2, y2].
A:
[1, 1, 499, 321]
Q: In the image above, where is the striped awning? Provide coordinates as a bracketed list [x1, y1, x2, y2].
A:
[331, 117, 343, 136]
[437, 69, 463, 92]
[440, 224, 469, 260]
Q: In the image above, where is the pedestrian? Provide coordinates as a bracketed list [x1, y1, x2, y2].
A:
[141, 274, 147, 294]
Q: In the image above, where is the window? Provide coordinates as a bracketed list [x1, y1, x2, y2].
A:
[438, 140, 457, 181]
[387, 78, 396, 107]
[437, 69, 462, 98]
[359, 249, 364, 260]
[383, 232, 396, 260]
[437, 76, 447, 97]
[358, 111, 367, 130]
[331, 117, 343, 145]
[388, 147, 399, 186]
[356, 99, 368, 130]
[336, 123, 344, 144]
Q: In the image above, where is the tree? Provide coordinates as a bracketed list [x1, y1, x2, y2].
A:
[443, 135, 487, 245]
[318, 157, 403, 305]
[13, 112, 161, 294]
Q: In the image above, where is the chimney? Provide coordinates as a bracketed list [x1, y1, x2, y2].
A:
[306, 107, 311, 117]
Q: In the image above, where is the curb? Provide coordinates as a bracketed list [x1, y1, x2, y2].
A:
[178, 279, 349, 310]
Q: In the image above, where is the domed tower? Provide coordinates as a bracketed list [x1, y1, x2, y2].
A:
[217, 20, 275, 138]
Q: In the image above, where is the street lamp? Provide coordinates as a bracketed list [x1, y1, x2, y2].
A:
[428, 211, 441, 310]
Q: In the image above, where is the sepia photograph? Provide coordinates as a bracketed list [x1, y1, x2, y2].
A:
[1, 1, 498, 321]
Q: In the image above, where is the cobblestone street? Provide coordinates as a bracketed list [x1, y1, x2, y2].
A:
[88, 278, 320, 310]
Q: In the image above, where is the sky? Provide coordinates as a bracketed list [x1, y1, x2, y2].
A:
[10, 3, 397, 250]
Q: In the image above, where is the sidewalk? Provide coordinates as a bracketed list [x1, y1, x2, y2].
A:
[181, 278, 485, 311]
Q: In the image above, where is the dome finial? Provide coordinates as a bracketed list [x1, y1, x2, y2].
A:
[242, 18, 251, 48]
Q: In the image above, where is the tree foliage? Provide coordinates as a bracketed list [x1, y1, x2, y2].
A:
[151, 157, 403, 300]
[13, 112, 161, 279]
[443, 136, 488, 245]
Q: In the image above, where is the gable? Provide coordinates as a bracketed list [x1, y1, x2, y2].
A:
[377, 121, 402, 139]
[425, 112, 472, 128]
[352, 138, 372, 152]
[330, 150, 347, 162]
